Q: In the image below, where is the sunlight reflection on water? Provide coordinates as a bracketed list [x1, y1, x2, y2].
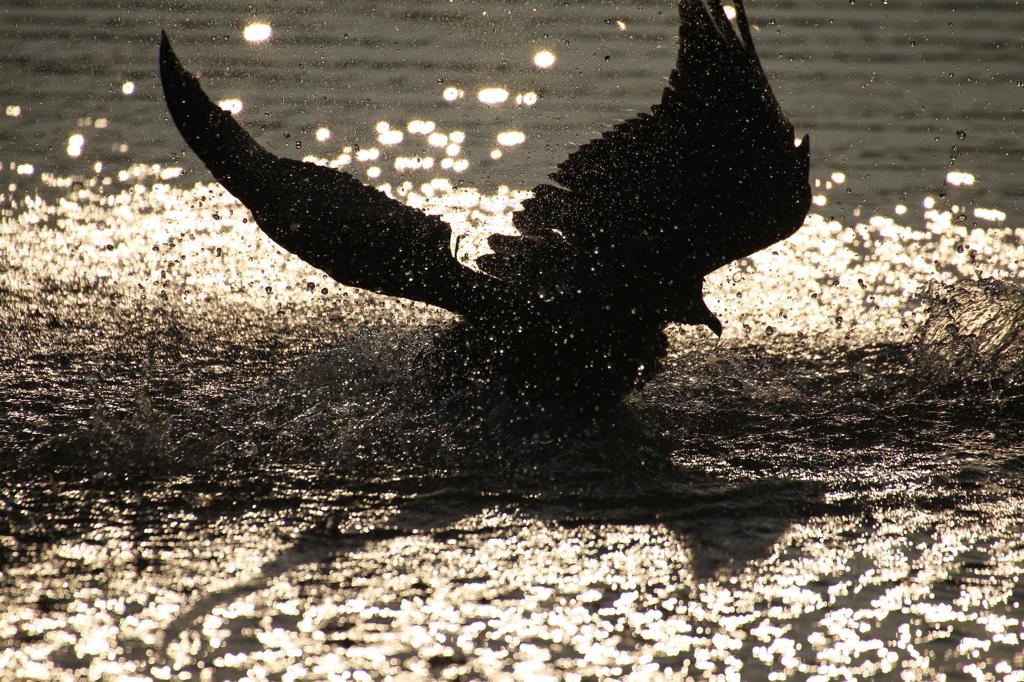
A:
[3, 147, 1024, 679]
[2, 497, 1023, 679]
[3, 1, 1024, 676]
[2, 147, 1021, 348]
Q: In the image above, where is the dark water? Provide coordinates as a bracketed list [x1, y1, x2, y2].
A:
[2, 1, 1024, 679]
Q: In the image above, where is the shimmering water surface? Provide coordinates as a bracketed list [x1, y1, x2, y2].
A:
[2, 1, 1024, 680]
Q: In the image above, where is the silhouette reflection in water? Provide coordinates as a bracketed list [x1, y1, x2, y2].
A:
[159, 0, 810, 412]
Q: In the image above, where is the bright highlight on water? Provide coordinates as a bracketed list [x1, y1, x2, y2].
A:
[533, 49, 556, 68]
[1, 0, 1023, 679]
[243, 21, 273, 43]
[477, 87, 510, 105]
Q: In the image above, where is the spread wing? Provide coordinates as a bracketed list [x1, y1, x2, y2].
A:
[159, 33, 502, 317]
[479, 0, 810, 320]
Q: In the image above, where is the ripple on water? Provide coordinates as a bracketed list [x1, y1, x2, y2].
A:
[2, 160, 1024, 679]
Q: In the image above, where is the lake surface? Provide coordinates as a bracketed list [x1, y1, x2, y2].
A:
[2, 1, 1023, 679]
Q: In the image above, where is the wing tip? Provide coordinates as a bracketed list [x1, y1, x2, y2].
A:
[797, 132, 811, 159]
[158, 31, 201, 117]
[158, 31, 183, 85]
[157, 29, 275, 200]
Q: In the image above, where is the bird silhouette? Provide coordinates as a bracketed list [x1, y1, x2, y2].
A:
[159, 0, 810, 412]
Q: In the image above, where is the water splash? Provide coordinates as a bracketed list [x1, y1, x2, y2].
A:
[3, 153, 1024, 682]
[917, 279, 1024, 392]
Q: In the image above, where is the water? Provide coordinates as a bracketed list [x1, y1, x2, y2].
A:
[2, 1, 1024, 679]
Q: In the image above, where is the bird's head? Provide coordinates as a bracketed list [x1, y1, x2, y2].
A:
[694, 298, 723, 337]
[663, 276, 722, 337]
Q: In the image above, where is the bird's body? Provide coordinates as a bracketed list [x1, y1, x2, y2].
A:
[159, 0, 810, 411]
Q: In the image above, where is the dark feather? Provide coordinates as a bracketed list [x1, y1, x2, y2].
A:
[159, 33, 500, 317]
[157, 1, 810, 408]
[482, 0, 811, 325]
